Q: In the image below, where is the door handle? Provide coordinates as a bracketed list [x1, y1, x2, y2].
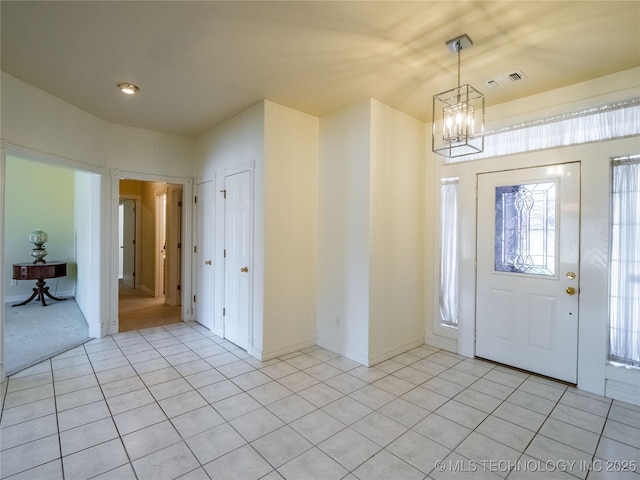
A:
[566, 286, 576, 295]
[205, 260, 212, 265]
[240, 266, 249, 273]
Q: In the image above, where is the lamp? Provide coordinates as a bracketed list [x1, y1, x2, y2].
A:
[29, 229, 48, 264]
[432, 34, 484, 158]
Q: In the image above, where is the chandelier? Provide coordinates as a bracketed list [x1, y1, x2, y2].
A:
[432, 34, 485, 158]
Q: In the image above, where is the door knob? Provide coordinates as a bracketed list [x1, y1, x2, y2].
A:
[566, 286, 576, 295]
[205, 260, 212, 265]
[240, 266, 249, 273]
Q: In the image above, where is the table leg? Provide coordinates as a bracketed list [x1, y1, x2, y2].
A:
[11, 287, 40, 307]
[11, 279, 67, 307]
[42, 285, 67, 302]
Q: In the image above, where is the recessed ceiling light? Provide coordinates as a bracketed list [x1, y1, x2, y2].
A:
[116, 82, 139, 95]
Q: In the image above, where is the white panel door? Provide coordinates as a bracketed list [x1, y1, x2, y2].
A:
[224, 169, 252, 350]
[476, 163, 580, 383]
[195, 181, 214, 330]
[121, 198, 136, 289]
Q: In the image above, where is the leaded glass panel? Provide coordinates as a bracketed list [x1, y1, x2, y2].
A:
[495, 181, 556, 276]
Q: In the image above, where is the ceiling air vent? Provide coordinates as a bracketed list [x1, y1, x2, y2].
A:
[484, 70, 527, 89]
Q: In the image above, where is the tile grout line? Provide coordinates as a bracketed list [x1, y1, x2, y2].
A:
[50, 358, 67, 480]
[2, 322, 638, 480]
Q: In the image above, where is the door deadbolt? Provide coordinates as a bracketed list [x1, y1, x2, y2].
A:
[205, 260, 212, 265]
[566, 271, 576, 280]
[240, 266, 249, 273]
[566, 286, 576, 295]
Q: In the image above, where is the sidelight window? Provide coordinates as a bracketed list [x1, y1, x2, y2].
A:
[440, 178, 459, 327]
[609, 156, 640, 367]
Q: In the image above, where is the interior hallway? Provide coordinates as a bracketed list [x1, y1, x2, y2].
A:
[118, 283, 181, 333]
[1, 321, 638, 479]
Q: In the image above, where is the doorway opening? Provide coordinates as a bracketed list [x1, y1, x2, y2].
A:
[3, 151, 102, 376]
[117, 179, 183, 332]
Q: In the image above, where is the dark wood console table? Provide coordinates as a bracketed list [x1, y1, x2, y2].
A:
[12, 262, 68, 307]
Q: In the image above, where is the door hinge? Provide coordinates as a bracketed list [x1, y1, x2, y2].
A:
[178, 201, 182, 207]
[224, 249, 226, 258]
[223, 308, 226, 316]
[194, 196, 197, 204]
[220, 189, 227, 199]
[194, 246, 197, 253]
[132, 272, 135, 277]
[178, 243, 181, 249]
[193, 295, 196, 302]
[177, 284, 181, 291]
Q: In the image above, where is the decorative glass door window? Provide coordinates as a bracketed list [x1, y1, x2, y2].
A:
[495, 181, 557, 276]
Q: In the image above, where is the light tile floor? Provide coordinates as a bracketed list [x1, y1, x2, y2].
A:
[1, 321, 639, 480]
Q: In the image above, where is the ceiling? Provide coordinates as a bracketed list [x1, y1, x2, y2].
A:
[2, 1, 639, 138]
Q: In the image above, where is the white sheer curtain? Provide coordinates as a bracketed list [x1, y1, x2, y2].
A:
[440, 179, 458, 326]
[609, 158, 640, 367]
[446, 98, 640, 164]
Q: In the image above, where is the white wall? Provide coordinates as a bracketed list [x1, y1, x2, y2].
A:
[75, 171, 103, 337]
[317, 99, 425, 366]
[369, 100, 425, 363]
[317, 100, 372, 364]
[262, 101, 318, 358]
[428, 67, 640, 404]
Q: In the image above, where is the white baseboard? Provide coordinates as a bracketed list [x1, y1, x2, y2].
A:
[258, 338, 317, 361]
[183, 308, 195, 322]
[316, 335, 368, 366]
[248, 345, 263, 360]
[212, 326, 224, 338]
[139, 285, 154, 297]
[368, 338, 425, 367]
[4, 291, 75, 304]
[606, 378, 640, 407]
[424, 332, 458, 353]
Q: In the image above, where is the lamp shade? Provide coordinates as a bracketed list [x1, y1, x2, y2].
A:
[28, 229, 48, 245]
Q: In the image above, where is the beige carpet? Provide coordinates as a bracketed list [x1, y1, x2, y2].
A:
[118, 283, 182, 332]
[5, 299, 91, 375]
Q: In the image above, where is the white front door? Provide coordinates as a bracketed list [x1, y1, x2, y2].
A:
[476, 163, 580, 383]
[195, 180, 215, 330]
[223, 168, 252, 350]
